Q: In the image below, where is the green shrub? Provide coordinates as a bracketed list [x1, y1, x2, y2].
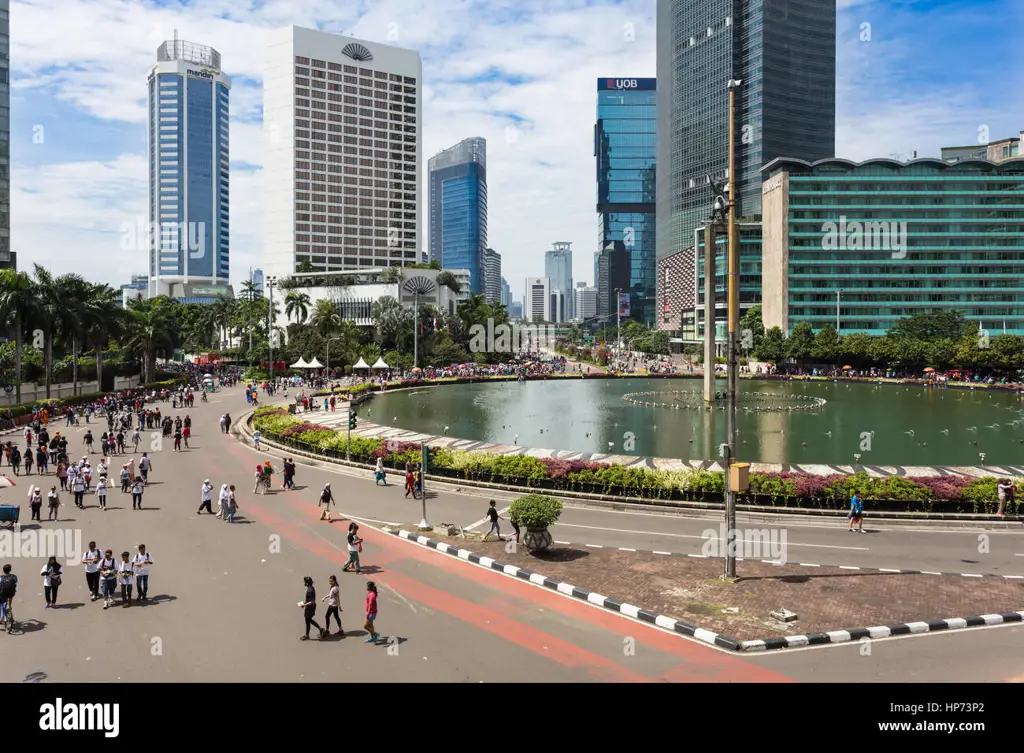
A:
[509, 494, 563, 529]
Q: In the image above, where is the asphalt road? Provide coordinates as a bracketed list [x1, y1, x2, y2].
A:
[1, 384, 1021, 683]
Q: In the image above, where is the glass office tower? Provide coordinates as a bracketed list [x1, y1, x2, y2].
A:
[148, 37, 231, 299]
[656, 0, 836, 266]
[761, 156, 1024, 335]
[0, 0, 10, 270]
[429, 137, 487, 294]
[596, 78, 656, 325]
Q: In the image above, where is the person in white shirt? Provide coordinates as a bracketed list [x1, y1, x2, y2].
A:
[82, 541, 103, 600]
[131, 428, 140, 452]
[47, 486, 60, 521]
[253, 429, 261, 450]
[139, 453, 152, 485]
[99, 550, 117, 609]
[216, 484, 229, 519]
[117, 551, 134, 607]
[95, 475, 108, 510]
[72, 473, 86, 509]
[133, 545, 153, 601]
[198, 479, 214, 514]
[82, 462, 93, 490]
[40, 556, 63, 608]
[131, 477, 144, 510]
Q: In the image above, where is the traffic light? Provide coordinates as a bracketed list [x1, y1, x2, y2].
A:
[348, 410, 357, 430]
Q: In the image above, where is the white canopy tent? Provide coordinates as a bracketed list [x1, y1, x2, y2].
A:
[353, 357, 370, 370]
[290, 357, 310, 369]
[371, 357, 389, 369]
[306, 358, 324, 369]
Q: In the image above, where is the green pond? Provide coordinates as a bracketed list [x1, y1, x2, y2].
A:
[365, 378, 1024, 467]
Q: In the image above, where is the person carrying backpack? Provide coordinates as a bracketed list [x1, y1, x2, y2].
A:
[319, 483, 335, 522]
[0, 564, 17, 625]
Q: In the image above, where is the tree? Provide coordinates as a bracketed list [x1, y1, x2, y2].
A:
[32, 264, 64, 398]
[82, 283, 122, 393]
[284, 291, 311, 325]
[310, 299, 341, 337]
[372, 296, 406, 350]
[0, 269, 38, 402]
[755, 326, 787, 363]
[124, 297, 175, 383]
[381, 267, 403, 284]
[786, 321, 815, 362]
[888, 311, 969, 341]
[436, 271, 462, 295]
[739, 304, 765, 354]
[811, 324, 841, 363]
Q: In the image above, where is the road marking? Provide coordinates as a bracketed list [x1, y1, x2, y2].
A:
[465, 507, 509, 531]
[553, 522, 869, 551]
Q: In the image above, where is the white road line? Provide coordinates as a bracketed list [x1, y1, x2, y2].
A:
[465, 506, 509, 531]
[553, 522, 869, 551]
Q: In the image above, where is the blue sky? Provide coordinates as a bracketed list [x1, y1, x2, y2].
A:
[8, 0, 1023, 295]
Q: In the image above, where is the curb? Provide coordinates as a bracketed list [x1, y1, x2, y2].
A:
[382, 526, 1024, 652]
[549, 540, 1024, 580]
[380, 526, 741, 651]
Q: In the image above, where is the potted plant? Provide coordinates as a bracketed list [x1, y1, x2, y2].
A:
[508, 493, 563, 552]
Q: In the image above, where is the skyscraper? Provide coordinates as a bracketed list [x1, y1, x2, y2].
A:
[482, 247, 501, 303]
[147, 36, 231, 300]
[544, 242, 573, 321]
[252, 268, 265, 294]
[429, 137, 487, 294]
[500, 276, 511, 307]
[597, 78, 656, 325]
[655, 0, 836, 265]
[0, 0, 9, 271]
[525, 277, 551, 322]
[263, 27, 422, 279]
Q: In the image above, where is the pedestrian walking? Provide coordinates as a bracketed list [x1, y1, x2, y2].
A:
[198, 479, 215, 514]
[299, 576, 325, 640]
[82, 542, 102, 601]
[40, 556, 62, 608]
[117, 551, 134, 607]
[72, 473, 86, 509]
[283, 458, 295, 489]
[375, 457, 387, 485]
[139, 452, 152, 485]
[510, 507, 521, 544]
[364, 581, 380, 644]
[227, 485, 238, 522]
[119, 464, 130, 493]
[481, 500, 503, 541]
[319, 482, 335, 522]
[46, 485, 61, 521]
[133, 545, 152, 601]
[28, 485, 42, 521]
[848, 492, 865, 533]
[96, 475, 108, 510]
[253, 429, 261, 450]
[404, 468, 416, 498]
[342, 523, 362, 573]
[131, 476, 144, 510]
[99, 550, 117, 609]
[996, 478, 1016, 517]
[321, 574, 344, 636]
[217, 483, 229, 519]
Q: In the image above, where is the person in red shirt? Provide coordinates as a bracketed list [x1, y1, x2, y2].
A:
[364, 581, 379, 644]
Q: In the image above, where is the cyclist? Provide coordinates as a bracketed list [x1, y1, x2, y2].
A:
[0, 563, 17, 625]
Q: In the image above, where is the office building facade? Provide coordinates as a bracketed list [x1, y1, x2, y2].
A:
[575, 282, 598, 320]
[656, 248, 696, 335]
[596, 241, 632, 320]
[525, 277, 550, 322]
[147, 37, 231, 300]
[695, 222, 763, 345]
[500, 276, 511, 307]
[263, 27, 422, 279]
[761, 156, 1024, 335]
[597, 78, 656, 326]
[544, 242, 574, 321]
[429, 137, 487, 294]
[655, 0, 836, 270]
[252, 267, 264, 293]
[482, 247, 501, 303]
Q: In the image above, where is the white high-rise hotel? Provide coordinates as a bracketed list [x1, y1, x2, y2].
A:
[263, 27, 423, 279]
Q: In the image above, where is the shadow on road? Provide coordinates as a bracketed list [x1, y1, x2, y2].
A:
[23, 671, 47, 682]
[53, 602, 85, 611]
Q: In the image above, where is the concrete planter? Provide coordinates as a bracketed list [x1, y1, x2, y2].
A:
[523, 527, 553, 552]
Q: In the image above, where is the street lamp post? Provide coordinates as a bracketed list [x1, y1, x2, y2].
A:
[267, 276, 277, 382]
[614, 287, 622, 369]
[724, 78, 743, 580]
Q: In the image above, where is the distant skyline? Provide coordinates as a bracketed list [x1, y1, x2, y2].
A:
[7, 0, 1023, 297]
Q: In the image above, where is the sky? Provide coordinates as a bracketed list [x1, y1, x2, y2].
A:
[8, 0, 1024, 299]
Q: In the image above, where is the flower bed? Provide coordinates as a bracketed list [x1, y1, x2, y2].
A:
[249, 412, 1012, 515]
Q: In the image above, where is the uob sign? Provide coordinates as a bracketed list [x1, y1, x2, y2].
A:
[607, 79, 637, 89]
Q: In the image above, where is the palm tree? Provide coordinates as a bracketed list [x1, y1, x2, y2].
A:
[210, 295, 236, 349]
[310, 299, 341, 337]
[83, 283, 123, 393]
[52, 273, 92, 394]
[371, 295, 406, 350]
[284, 291, 311, 325]
[124, 297, 175, 383]
[32, 264, 63, 398]
[0, 269, 38, 402]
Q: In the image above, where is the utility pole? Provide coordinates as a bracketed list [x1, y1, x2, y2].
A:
[248, 267, 253, 362]
[614, 287, 622, 369]
[703, 225, 717, 403]
[268, 276, 276, 382]
[724, 78, 743, 580]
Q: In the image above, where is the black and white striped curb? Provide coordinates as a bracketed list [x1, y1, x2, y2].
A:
[381, 526, 741, 651]
[743, 611, 1024, 652]
[550, 540, 1024, 581]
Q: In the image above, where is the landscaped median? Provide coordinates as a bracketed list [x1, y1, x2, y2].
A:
[379, 520, 1024, 652]
[249, 405, 1015, 516]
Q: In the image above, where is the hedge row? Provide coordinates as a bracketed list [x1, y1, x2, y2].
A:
[250, 408, 1011, 515]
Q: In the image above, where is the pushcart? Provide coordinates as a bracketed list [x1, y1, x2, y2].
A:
[0, 504, 20, 530]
